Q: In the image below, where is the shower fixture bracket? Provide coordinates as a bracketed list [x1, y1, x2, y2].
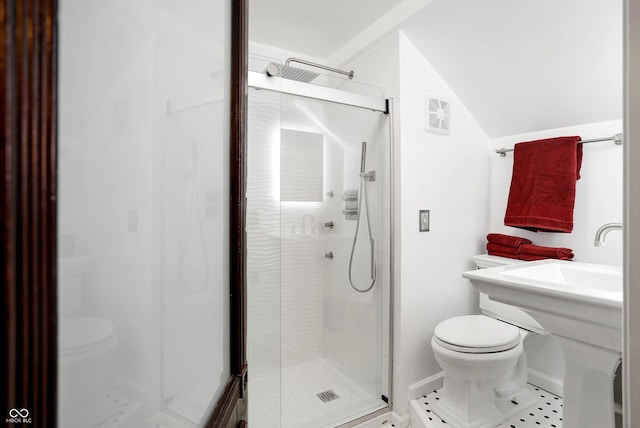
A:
[286, 58, 354, 80]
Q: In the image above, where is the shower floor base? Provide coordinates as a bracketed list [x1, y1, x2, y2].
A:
[59, 373, 143, 428]
[249, 358, 385, 428]
[165, 375, 217, 424]
[411, 384, 563, 428]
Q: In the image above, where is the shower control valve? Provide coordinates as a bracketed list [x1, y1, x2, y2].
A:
[324, 252, 334, 260]
[324, 221, 334, 230]
[361, 170, 376, 181]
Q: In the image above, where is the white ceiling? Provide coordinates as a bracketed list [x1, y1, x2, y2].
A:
[249, 0, 623, 138]
[249, 0, 407, 59]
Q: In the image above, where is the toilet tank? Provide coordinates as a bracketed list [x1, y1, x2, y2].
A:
[472, 254, 546, 335]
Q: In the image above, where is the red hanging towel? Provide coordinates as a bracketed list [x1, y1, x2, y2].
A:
[504, 136, 583, 233]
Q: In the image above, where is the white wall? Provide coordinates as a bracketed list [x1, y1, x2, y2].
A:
[394, 31, 492, 415]
[490, 120, 624, 266]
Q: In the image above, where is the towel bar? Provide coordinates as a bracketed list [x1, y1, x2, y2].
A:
[495, 133, 623, 157]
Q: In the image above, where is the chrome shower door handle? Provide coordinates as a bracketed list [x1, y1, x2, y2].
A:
[370, 238, 375, 279]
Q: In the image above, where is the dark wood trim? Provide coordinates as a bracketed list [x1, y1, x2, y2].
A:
[1, 0, 58, 426]
[210, 376, 242, 424]
[229, 0, 248, 378]
[203, 0, 248, 426]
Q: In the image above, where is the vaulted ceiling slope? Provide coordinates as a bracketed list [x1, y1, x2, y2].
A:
[249, 0, 623, 139]
[401, 0, 623, 138]
[249, 0, 406, 59]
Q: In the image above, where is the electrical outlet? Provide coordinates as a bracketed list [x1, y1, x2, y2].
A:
[419, 210, 430, 232]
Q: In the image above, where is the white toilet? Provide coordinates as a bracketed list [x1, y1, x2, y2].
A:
[430, 254, 545, 428]
[59, 256, 118, 427]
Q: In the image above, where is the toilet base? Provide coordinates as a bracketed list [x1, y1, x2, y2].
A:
[411, 384, 561, 428]
[431, 384, 537, 428]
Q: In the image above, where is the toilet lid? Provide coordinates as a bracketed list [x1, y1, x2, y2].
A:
[434, 315, 520, 353]
[60, 317, 116, 355]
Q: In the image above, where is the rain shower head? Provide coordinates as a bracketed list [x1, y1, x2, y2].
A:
[264, 63, 319, 83]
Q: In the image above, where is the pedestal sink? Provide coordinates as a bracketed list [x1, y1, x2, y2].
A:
[463, 260, 622, 428]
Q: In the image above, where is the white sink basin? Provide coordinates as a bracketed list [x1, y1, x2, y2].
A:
[463, 259, 622, 428]
[474, 260, 622, 307]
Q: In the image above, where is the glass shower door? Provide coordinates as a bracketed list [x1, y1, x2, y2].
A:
[57, 1, 232, 426]
[247, 82, 390, 427]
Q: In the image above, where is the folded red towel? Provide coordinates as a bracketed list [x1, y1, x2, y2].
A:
[486, 233, 532, 248]
[488, 251, 521, 260]
[504, 136, 583, 233]
[519, 253, 574, 261]
[519, 244, 574, 259]
[486, 243, 520, 255]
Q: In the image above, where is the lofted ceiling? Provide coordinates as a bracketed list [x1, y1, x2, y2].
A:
[248, 0, 623, 139]
[249, 0, 407, 59]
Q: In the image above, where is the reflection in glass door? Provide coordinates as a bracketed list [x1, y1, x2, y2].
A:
[247, 77, 391, 427]
[57, 1, 230, 426]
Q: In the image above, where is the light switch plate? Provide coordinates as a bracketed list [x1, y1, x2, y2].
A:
[419, 210, 430, 232]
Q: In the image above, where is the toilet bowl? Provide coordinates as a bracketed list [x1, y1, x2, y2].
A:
[59, 317, 118, 425]
[58, 256, 118, 427]
[431, 315, 535, 428]
[429, 255, 541, 428]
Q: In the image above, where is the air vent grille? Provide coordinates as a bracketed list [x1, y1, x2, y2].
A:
[424, 96, 451, 135]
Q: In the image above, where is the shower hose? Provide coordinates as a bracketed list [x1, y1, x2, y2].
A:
[348, 171, 377, 293]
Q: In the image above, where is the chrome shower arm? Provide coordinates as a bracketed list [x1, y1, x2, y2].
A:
[286, 58, 354, 80]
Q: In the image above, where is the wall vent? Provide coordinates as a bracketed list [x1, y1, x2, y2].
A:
[424, 96, 450, 135]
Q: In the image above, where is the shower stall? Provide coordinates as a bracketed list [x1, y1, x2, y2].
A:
[246, 62, 393, 427]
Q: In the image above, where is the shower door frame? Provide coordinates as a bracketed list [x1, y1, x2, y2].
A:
[248, 71, 389, 114]
[247, 73, 395, 426]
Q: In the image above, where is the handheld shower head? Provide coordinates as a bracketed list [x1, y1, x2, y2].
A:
[360, 141, 367, 174]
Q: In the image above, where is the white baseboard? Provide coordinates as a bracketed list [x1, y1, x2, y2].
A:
[408, 372, 444, 400]
[527, 368, 563, 397]
[392, 411, 411, 428]
[406, 369, 561, 400]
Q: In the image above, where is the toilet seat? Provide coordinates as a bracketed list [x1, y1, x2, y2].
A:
[434, 315, 520, 353]
[60, 317, 117, 357]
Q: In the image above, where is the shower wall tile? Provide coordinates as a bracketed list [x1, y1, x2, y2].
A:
[247, 89, 283, 377]
[280, 233, 325, 366]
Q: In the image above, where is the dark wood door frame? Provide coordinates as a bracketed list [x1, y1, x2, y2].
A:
[204, 0, 249, 424]
[1, 0, 248, 426]
[1, 0, 59, 425]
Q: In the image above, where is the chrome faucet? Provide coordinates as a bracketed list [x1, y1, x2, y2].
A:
[594, 223, 622, 247]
